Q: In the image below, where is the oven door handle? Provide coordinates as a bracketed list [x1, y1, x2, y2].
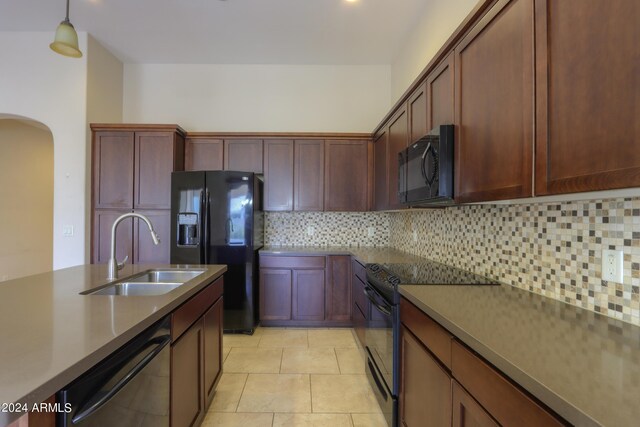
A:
[364, 287, 392, 316]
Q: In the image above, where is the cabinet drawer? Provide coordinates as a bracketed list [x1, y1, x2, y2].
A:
[400, 298, 453, 369]
[451, 340, 564, 427]
[260, 256, 325, 269]
[172, 277, 224, 341]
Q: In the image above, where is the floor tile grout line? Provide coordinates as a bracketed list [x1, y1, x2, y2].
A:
[234, 372, 250, 413]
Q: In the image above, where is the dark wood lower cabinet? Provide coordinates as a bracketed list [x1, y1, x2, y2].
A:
[452, 381, 498, 427]
[171, 319, 204, 427]
[400, 298, 566, 427]
[259, 269, 293, 321]
[400, 326, 452, 427]
[292, 269, 325, 321]
[326, 255, 352, 321]
[259, 255, 352, 326]
[171, 277, 224, 427]
[204, 297, 223, 404]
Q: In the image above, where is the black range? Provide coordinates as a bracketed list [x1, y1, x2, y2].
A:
[362, 259, 499, 427]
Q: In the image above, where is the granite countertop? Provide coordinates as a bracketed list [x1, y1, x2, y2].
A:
[260, 245, 425, 265]
[0, 263, 226, 427]
[400, 284, 640, 427]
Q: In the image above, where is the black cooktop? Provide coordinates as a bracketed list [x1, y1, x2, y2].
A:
[366, 259, 499, 303]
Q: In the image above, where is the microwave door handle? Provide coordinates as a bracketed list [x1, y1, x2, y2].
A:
[421, 143, 431, 187]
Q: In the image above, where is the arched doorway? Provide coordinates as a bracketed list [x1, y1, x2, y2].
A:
[0, 116, 54, 281]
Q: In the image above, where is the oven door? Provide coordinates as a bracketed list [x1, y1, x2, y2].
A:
[363, 283, 397, 426]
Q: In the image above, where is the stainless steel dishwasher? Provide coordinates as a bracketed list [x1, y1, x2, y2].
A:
[57, 317, 171, 426]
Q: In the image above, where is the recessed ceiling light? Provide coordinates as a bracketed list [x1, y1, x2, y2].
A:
[345, 0, 358, 3]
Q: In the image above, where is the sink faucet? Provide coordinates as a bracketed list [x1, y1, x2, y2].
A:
[107, 213, 160, 280]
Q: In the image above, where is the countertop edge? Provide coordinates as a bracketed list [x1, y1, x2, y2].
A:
[1, 266, 226, 427]
[398, 286, 602, 427]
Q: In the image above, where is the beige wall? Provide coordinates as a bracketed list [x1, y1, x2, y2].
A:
[0, 120, 54, 281]
[0, 31, 89, 269]
[390, 0, 478, 101]
[86, 34, 124, 258]
[123, 64, 390, 132]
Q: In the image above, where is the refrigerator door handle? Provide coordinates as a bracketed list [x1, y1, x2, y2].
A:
[204, 189, 210, 263]
[199, 190, 205, 261]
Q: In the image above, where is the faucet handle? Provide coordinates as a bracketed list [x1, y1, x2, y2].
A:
[117, 255, 129, 271]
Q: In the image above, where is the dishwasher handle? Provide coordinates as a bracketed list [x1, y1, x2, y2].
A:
[71, 335, 170, 424]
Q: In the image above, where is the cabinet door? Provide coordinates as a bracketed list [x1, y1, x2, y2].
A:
[92, 210, 133, 264]
[452, 381, 499, 427]
[324, 140, 369, 212]
[454, 0, 534, 203]
[185, 138, 224, 171]
[325, 255, 351, 321]
[204, 297, 223, 404]
[408, 82, 428, 144]
[399, 326, 452, 427]
[535, 0, 640, 195]
[264, 139, 294, 211]
[259, 269, 292, 320]
[427, 52, 455, 129]
[134, 132, 180, 209]
[93, 131, 134, 209]
[292, 269, 325, 321]
[387, 108, 408, 209]
[294, 140, 324, 211]
[224, 139, 263, 173]
[171, 319, 204, 427]
[373, 130, 389, 211]
[133, 210, 170, 264]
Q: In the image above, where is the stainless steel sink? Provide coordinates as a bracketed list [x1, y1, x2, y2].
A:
[83, 269, 206, 296]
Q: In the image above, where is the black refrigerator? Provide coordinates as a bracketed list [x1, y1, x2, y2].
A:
[170, 171, 263, 334]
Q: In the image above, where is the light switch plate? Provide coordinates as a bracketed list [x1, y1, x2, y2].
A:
[306, 226, 315, 236]
[63, 225, 74, 237]
[367, 227, 375, 237]
[602, 249, 623, 283]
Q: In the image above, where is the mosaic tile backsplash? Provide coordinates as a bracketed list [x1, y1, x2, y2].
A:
[265, 212, 390, 247]
[390, 197, 640, 326]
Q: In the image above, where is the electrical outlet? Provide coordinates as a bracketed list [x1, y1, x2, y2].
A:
[412, 231, 418, 242]
[602, 249, 623, 283]
[306, 226, 315, 236]
[367, 227, 375, 237]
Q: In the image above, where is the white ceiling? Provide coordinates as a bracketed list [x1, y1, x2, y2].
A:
[0, 0, 429, 64]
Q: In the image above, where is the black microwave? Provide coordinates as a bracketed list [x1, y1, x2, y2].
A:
[398, 124, 454, 207]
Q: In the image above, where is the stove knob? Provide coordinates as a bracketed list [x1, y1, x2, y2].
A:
[369, 264, 381, 272]
[390, 277, 401, 286]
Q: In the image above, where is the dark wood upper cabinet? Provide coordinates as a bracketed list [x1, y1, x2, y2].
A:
[324, 140, 369, 212]
[92, 209, 133, 264]
[133, 209, 170, 264]
[387, 108, 408, 209]
[534, 0, 640, 195]
[292, 269, 325, 321]
[134, 132, 184, 209]
[427, 52, 455, 130]
[454, 0, 534, 203]
[408, 82, 428, 144]
[224, 139, 263, 173]
[325, 255, 351, 321]
[93, 132, 134, 209]
[264, 139, 294, 211]
[185, 138, 223, 171]
[373, 130, 389, 211]
[294, 140, 325, 211]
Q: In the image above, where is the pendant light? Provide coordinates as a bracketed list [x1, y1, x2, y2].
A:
[50, 0, 82, 58]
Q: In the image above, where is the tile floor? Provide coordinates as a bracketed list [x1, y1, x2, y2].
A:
[202, 327, 387, 427]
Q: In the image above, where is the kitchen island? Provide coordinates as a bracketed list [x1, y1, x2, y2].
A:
[0, 263, 226, 427]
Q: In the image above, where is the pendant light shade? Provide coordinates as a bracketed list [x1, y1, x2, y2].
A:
[50, 0, 82, 58]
